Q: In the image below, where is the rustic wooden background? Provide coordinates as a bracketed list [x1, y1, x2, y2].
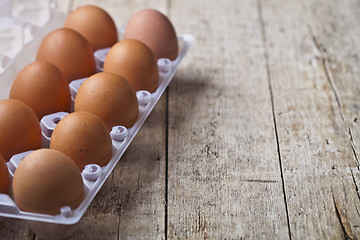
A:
[1, 0, 360, 239]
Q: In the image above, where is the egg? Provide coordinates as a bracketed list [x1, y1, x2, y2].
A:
[9, 61, 71, 120]
[50, 111, 113, 170]
[36, 28, 96, 83]
[124, 9, 178, 60]
[0, 99, 42, 161]
[74, 72, 139, 130]
[103, 39, 159, 92]
[0, 154, 10, 194]
[12, 149, 84, 215]
[64, 5, 118, 51]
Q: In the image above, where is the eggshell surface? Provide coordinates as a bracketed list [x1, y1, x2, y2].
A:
[103, 39, 159, 92]
[50, 111, 113, 170]
[36, 28, 95, 83]
[9, 61, 71, 120]
[0, 99, 42, 161]
[74, 72, 139, 130]
[124, 9, 178, 60]
[12, 149, 84, 215]
[64, 5, 118, 51]
[0, 154, 10, 194]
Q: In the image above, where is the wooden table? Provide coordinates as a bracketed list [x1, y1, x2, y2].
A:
[1, 0, 360, 239]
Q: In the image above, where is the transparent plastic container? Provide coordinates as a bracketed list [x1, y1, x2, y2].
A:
[0, 0, 194, 239]
[0, 0, 67, 100]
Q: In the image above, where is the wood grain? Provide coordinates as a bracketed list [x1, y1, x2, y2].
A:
[167, 0, 289, 238]
[304, 0, 360, 238]
[260, 0, 360, 238]
[2, 0, 360, 239]
[0, 218, 34, 240]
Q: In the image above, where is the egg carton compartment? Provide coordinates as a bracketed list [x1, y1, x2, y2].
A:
[0, 0, 59, 74]
[0, 33, 193, 239]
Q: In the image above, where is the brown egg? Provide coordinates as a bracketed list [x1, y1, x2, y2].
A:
[64, 5, 118, 51]
[0, 99, 42, 161]
[36, 28, 95, 83]
[0, 154, 10, 194]
[9, 61, 71, 120]
[50, 111, 113, 170]
[74, 72, 139, 130]
[12, 149, 84, 215]
[103, 39, 159, 92]
[124, 9, 178, 60]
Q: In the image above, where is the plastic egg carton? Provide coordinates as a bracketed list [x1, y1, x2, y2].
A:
[0, 0, 59, 74]
[0, 31, 193, 240]
[0, 1, 193, 238]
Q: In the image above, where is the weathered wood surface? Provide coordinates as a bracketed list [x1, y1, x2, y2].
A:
[260, 0, 360, 239]
[167, 0, 289, 239]
[1, 0, 360, 239]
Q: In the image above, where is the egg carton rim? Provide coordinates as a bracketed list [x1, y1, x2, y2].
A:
[0, 33, 194, 225]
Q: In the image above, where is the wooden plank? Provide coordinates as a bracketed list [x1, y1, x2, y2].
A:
[304, 0, 360, 179]
[68, 98, 167, 240]
[167, 0, 289, 238]
[260, 0, 360, 238]
[303, 0, 360, 237]
[66, 0, 168, 239]
[0, 218, 34, 240]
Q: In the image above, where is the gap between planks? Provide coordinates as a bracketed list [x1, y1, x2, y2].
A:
[257, 0, 292, 239]
[257, 0, 291, 237]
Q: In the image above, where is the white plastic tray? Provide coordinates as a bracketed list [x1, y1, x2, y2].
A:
[0, 0, 67, 100]
[0, 33, 193, 224]
[0, 1, 193, 239]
